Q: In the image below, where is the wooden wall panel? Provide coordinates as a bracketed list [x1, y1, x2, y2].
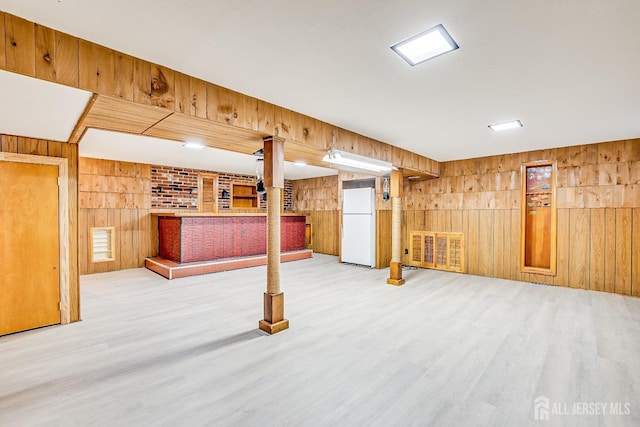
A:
[589, 209, 605, 292]
[478, 210, 494, 277]
[376, 210, 392, 269]
[79, 157, 154, 275]
[174, 72, 190, 115]
[150, 64, 175, 110]
[604, 208, 616, 293]
[308, 210, 340, 256]
[0, 12, 6, 70]
[507, 210, 517, 280]
[35, 24, 55, 82]
[114, 52, 134, 101]
[257, 99, 275, 134]
[414, 210, 425, 233]
[633, 208, 640, 297]
[78, 208, 89, 275]
[189, 77, 207, 119]
[555, 209, 570, 287]
[4, 14, 35, 76]
[133, 58, 151, 105]
[467, 210, 479, 275]
[79, 40, 115, 95]
[207, 84, 236, 126]
[61, 141, 79, 320]
[494, 210, 505, 279]
[463, 210, 470, 276]
[54, 32, 79, 87]
[568, 209, 590, 289]
[615, 208, 632, 295]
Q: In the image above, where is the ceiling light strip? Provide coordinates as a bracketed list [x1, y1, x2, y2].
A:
[488, 120, 523, 132]
[322, 149, 394, 174]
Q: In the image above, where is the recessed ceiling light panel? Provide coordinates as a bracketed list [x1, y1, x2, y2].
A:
[391, 24, 459, 66]
[488, 120, 523, 132]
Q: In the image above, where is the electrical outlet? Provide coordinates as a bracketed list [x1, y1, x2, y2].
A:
[404, 248, 408, 254]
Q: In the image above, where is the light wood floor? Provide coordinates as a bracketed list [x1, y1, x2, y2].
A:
[1, 254, 639, 427]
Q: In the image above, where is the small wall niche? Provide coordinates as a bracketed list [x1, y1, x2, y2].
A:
[231, 182, 259, 209]
[520, 160, 557, 275]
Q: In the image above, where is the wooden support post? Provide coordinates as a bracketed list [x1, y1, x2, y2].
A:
[259, 136, 289, 334]
[387, 169, 405, 286]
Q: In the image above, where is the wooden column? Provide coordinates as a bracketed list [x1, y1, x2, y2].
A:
[387, 169, 405, 286]
[259, 136, 289, 334]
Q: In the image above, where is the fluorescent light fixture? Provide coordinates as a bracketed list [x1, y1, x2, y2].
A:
[322, 149, 394, 175]
[391, 24, 459, 66]
[183, 142, 206, 149]
[488, 120, 523, 132]
[293, 161, 306, 167]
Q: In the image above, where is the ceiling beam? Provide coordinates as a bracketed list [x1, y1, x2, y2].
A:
[0, 10, 439, 177]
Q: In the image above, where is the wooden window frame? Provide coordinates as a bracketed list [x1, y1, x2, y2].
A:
[520, 160, 557, 276]
[0, 152, 70, 325]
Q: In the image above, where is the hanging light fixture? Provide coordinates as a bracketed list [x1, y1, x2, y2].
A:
[255, 158, 266, 194]
[383, 176, 390, 201]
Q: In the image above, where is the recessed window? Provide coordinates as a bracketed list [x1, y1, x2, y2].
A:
[391, 24, 459, 66]
[91, 227, 115, 263]
[488, 120, 523, 132]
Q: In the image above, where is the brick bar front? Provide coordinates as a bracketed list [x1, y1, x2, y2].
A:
[158, 214, 306, 263]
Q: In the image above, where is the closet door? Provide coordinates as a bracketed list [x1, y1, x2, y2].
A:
[1, 161, 60, 335]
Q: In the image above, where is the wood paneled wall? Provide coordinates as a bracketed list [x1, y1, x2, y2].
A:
[403, 139, 640, 296]
[79, 158, 155, 274]
[292, 173, 393, 266]
[402, 208, 639, 295]
[0, 135, 80, 321]
[292, 176, 340, 255]
[0, 10, 439, 176]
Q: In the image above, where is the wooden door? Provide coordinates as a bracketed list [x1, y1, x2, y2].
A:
[198, 173, 218, 212]
[0, 161, 60, 335]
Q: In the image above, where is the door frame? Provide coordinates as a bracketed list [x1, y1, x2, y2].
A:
[0, 152, 70, 325]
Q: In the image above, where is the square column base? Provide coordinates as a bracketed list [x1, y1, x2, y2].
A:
[259, 319, 290, 334]
[259, 292, 289, 334]
[387, 262, 405, 286]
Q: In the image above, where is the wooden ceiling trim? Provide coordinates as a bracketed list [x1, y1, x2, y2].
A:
[68, 93, 98, 144]
[82, 96, 173, 135]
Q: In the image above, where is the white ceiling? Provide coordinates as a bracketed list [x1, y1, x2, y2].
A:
[0, 0, 639, 163]
[80, 128, 337, 180]
[0, 69, 91, 141]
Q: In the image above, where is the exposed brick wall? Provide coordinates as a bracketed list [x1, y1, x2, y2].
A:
[284, 180, 293, 211]
[151, 165, 293, 211]
[151, 165, 198, 209]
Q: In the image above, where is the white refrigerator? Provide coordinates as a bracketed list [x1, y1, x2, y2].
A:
[341, 187, 376, 267]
